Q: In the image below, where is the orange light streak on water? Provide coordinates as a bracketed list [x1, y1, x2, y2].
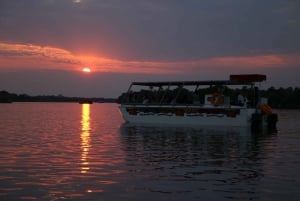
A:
[81, 104, 91, 174]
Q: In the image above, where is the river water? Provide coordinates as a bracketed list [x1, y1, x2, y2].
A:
[0, 103, 299, 201]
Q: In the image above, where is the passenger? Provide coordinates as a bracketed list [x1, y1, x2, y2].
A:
[170, 98, 177, 104]
[238, 93, 248, 106]
[238, 93, 245, 105]
[142, 98, 149, 104]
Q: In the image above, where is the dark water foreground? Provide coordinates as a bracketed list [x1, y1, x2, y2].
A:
[0, 103, 299, 201]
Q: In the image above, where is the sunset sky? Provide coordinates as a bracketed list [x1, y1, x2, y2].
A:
[1, 0, 300, 98]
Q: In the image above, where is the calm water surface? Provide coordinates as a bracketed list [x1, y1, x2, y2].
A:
[0, 103, 299, 201]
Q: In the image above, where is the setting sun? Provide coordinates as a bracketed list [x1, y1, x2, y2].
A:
[82, 67, 91, 73]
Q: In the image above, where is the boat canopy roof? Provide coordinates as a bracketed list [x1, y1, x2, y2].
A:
[131, 74, 266, 87]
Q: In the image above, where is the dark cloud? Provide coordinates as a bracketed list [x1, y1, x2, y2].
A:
[1, 0, 300, 61]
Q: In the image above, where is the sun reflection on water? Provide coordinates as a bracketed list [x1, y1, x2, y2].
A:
[81, 104, 91, 174]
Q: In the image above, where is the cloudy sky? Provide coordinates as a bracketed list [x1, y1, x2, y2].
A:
[0, 0, 300, 97]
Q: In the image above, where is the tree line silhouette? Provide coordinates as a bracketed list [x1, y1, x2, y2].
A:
[0, 90, 115, 103]
[260, 87, 300, 109]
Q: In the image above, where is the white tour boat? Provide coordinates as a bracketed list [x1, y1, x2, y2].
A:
[119, 74, 278, 129]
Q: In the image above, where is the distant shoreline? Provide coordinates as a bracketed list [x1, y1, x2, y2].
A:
[0, 90, 117, 104]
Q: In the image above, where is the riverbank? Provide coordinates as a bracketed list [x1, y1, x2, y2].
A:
[0, 90, 116, 103]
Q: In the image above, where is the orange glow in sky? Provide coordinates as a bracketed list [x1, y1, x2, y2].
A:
[1, 42, 300, 75]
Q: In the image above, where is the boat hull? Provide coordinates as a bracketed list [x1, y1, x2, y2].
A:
[119, 105, 256, 127]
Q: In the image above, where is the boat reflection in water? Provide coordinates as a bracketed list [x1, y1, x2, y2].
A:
[119, 123, 275, 200]
[81, 104, 91, 174]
